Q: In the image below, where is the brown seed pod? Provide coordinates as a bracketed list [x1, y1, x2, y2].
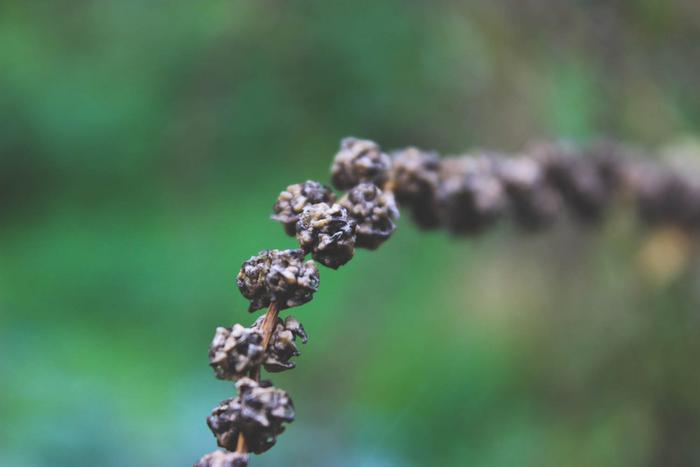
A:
[272, 180, 336, 236]
[436, 155, 506, 235]
[296, 203, 356, 269]
[236, 251, 273, 312]
[330, 137, 391, 190]
[390, 147, 441, 229]
[532, 142, 613, 223]
[627, 164, 700, 229]
[497, 157, 562, 230]
[339, 183, 399, 249]
[208, 324, 265, 381]
[588, 140, 627, 194]
[266, 249, 320, 309]
[195, 450, 249, 467]
[236, 249, 320, 312]
[207, 378, 295, 455]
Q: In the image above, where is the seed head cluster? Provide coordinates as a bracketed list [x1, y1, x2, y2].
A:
[236, 249, 319, 312]
[339, 183, 399, 249]
[209, 324, 265, 381]
[390, 147, 441, 228]
[295, 203, 356, 269]
[208, 315, 308, 381]
[497, 157, 561, 230]
[331, 137, 391, 189]
[207, 378, 294, 455]
[200, 136, 700, 466]
[628, 164, 700, 229]
[436, 156, 506, 234]
[272, 181, 336, 236]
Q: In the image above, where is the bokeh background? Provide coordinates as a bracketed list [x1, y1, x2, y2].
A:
[2, 1, 700, 466]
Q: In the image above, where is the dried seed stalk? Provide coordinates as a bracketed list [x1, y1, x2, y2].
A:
[235, 301, 279, 456]
[197, 137, 700, 467]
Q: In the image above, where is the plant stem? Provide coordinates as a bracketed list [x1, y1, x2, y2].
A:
[235, 302, 279, 455]
[260, 301, 280, 349]
[235, 432, 247, 454]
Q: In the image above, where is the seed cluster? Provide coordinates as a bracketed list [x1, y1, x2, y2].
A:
[236, 249, 319, 312]
[389, 147, 441, 228]
[198, 136, 700, 466]
[389, 141, 700, 234]
[209, 324, 265, 381]
[436, 156, 506, 234]
[628, 164, 700, 229]
[272, 180, 336, 236]
[339, 183, 399, 249]
[207, 378, 294, 455]
[208, 315, 308, 380]
[497, 156, 561, 230]
[296, 203, 356, 269]
[330, 137, 391, 189]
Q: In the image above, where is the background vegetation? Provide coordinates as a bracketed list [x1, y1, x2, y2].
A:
[2, 1, 700, 466]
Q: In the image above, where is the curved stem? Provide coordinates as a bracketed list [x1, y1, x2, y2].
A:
[235, 302, 280, 456]
[260, 302, 280, 349]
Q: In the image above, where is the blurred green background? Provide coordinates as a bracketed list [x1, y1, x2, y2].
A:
[2, 1, 700, 466]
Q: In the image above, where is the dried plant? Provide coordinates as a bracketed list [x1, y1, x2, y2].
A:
[195, 137, 700, 466]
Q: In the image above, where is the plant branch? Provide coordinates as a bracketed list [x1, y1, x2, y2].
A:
[235, 302, 279, 456]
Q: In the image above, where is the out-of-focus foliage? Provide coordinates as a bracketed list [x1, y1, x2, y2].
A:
[2, 1, 700, 466]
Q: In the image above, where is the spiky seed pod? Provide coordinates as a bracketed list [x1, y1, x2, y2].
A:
[272, 181, 336, 236]
[497, 157, 562, 230]
[207, 399, 240, 453]
[588, 141, 627, 194]
[195, 450, 249, 467]
[236, 251, 273, 312]
[236, 249, 320, 312]
[627, 165, 700, 229]
[296, 203, 356, 269]
[436, 156, 506, 235]
[390, 147, 441, 229]
[330, 137, 392, 190]
[633, 168, 682, 226]
[254, 315, 308, 372]
[339, 183, 399, 249]
[209, 316, 309, 380]
[532, 142, 612, 223]
[209, 324, 265, 381]
[266, 249, 320, 309]
[207, 378, 295, 455]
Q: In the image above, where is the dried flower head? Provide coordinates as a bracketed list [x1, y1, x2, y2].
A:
[589, 141, 626, 194]
[331, 137, 391, 190]
[195, 450, 249, 467]
[628, 165, 700, 229]
[436, 156, 506, 234]
[200, 136, 700, 467]
[255, 315, 308, 372]
[296, 203, 356, 269]
[209, 324, 265, 380]
[390, 147, 441, 229]
[266, 249, 320, 309]
[236, 251, 273, 312]
[532, 142, 612, 223]
[272, 181, 336, 236]
[207, 378, 295, 455]
[339, 183, 399, 249]
[497, 157, 562, 230]
[236, 249, 320, 312]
